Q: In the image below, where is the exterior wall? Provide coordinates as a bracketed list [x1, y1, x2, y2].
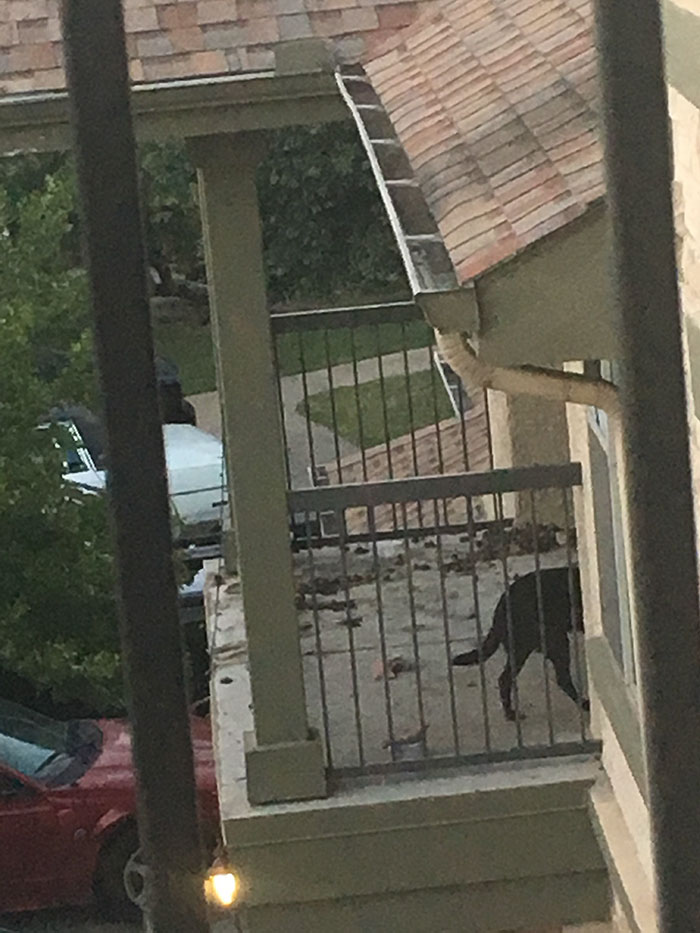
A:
[563, 82, 700, 933]
[476, 204, 617, 368]
[561, 82, 700, 932]
[669, 87, 700, 554]
[489, 390, 570, 526]
[566, 395, 654, 932]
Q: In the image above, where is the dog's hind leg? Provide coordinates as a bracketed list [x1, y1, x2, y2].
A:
[498, 662, 515, 720]
[551, 638, 590, 712]
[498, 653, 528, 721]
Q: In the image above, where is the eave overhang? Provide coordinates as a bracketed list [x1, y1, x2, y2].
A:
[337, 67, 620, 369]
[0, 68, 346, 156]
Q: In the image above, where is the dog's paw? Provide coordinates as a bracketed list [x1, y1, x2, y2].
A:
[505, 709, 527, 722]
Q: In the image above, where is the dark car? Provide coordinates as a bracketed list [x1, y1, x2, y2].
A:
[155, 356, 196, 426]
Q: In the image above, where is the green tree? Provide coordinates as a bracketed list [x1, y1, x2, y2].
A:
[138, 124, 405, 305]
[139, 141, 205, 292]
[0, 124, 405, 712]
[259, 122, 405, 303]
[0, 170, 123, 715]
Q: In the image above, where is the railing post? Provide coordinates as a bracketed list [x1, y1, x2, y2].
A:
[189, 133, 326, 804]
[60, 2, 209, 929]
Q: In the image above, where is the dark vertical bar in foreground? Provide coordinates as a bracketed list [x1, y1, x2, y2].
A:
[594, 1, 700, 928]
[60, 2, 209, 931]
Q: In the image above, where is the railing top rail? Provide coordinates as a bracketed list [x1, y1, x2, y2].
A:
[270, 300, 422, 333]
[288, 461, 582, 511]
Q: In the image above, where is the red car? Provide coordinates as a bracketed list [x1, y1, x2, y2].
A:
[0, 698, 220, 916]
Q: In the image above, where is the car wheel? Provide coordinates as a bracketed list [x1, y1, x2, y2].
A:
[94, 822, 141, 920]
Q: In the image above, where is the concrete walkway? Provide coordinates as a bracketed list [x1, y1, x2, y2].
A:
[188, 346, 436, 489]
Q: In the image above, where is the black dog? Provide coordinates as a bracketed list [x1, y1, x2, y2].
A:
[452, 566, 589, 721]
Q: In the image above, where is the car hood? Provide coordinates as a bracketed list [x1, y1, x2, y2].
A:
[75, 717, 216, 793]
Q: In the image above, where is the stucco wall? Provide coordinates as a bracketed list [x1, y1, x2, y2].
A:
[669, 87, 700, 554]
[489, 389, 570, 527]
[566, 389, 655, 931]
[563, 83, 700, 933]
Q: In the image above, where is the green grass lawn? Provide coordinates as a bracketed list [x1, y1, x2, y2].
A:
[275, 319, 433, 377]
[154, 318, 434, 397]
[153, 321, 217, 396]
[298, 368, 454, 449]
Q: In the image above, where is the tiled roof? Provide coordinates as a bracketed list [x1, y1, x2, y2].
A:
[325, 394, 491, 534]
[0, 0, 428, 96]
[363, 0, 604, 283]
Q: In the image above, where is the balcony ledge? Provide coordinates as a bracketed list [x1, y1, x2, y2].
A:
[204, 565, 609, 932]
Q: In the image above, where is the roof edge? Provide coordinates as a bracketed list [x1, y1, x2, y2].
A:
[0, 69, 345, 155]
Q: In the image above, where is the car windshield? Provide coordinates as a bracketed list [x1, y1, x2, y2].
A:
[64, 446, 87, 473]
[0, 699, 101, 786]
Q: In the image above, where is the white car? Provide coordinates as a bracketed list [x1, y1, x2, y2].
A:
[51, 413, 227, 547]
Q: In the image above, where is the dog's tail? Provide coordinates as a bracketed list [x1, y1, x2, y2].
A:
[452, 598, 504, 666]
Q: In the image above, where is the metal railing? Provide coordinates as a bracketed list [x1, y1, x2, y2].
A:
[289, 463, 597, 778]
[271, 302, 494, 496]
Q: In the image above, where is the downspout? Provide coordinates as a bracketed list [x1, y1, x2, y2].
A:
[435, 329, 620, 415]
[336, 69, 620, 417]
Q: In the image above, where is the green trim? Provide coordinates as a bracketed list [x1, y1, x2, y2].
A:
[587, 636, 647, 801]
[240, 872, 610, 933]
[589, 795, 642, 933]
[226, 773, 596, 848]
[0, 71, 346, 155]
[418, 286, 479, 333]
[243, 730, 327, 805]
[224, 772, 605, 909]
[663, 0, 700, 111]
[686, 318, 700, 420]
[193, 133, 326, 804]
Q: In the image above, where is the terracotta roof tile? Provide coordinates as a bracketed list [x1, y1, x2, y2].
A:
[158, 3, 199, 29]
[124, 6, 160, 31]
[363, 0, 602, 283]
[324, 397, 492, 535]
[137, 32, 175, 57]
[342, 5, 379, 29]
[196, 0, 237, 25]
[0, 0, 429, 95]
[169, 26, 206, 52]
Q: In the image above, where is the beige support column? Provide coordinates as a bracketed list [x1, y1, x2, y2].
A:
[207, 268, 238, 576]
[488, 390, 570, 526]
[190, 133, 326, 804]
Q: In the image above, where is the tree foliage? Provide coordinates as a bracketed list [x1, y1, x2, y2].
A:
[0, 168, 122, 715]
[0, 122, 404, 714]
[258, 122, 405, 302]
[139, 123, 405, 303]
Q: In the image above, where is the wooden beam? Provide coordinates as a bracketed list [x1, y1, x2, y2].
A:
[0, 70, 346, 155]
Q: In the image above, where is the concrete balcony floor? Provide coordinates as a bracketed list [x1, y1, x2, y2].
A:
[293, 539, 590, 774]
[203, 539, 607, 933]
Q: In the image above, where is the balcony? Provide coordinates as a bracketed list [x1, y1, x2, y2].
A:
[202, 302, 609, 932]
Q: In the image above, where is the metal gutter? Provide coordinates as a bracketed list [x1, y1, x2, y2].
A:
[336, 66, 619, 414]
[335, 68, 461, 298]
